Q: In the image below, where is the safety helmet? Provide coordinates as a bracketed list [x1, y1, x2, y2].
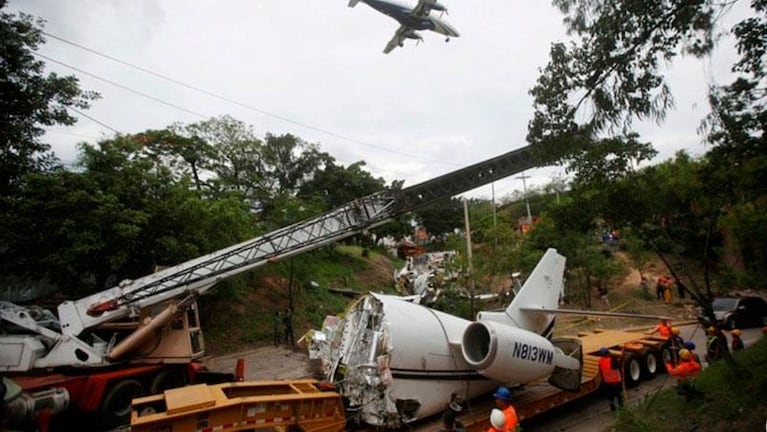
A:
[683, 341, 696, 350]
[490, 408, 506, 430]
[598, 347, 609, 356]
[732, 329, 742, 336]
[671, 327, 680, 335]
[493, 386, 512, 401]
[679, 349, 691, 360]
[708, 326, 717, 335]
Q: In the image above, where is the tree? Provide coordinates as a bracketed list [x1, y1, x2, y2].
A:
[1, 135, 254, 294]
[298, 159, 387, 210]
[0, 3, 98, 197]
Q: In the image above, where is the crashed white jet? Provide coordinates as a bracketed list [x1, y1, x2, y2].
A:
[308, 248, 583, 428]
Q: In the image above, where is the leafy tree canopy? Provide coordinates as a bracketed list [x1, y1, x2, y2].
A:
[0, 1, 98, 197]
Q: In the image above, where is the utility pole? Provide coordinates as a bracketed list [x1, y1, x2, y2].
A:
[463, 199, 475, 320]
[516, 172, 533, 225]
[491, 182, 497, 248]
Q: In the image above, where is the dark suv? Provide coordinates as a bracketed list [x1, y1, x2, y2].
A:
[698, 296, 767, 329]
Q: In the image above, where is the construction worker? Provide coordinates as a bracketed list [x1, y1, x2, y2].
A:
[667, 327, 684, 366]
[492, 387, 518, 431]
[487, 408, 506, 432]
[647, 319, 672, 338]
[666, 348, 702, 400]
[683, 341, 702, 364]
[705, 326, 727, 363]
[597, 347, 623, 411]
[731, 329, 744, 352]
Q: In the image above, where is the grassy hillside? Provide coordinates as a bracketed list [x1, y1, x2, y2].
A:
[199, 245, 402, 355]
[614, 336, 767, 432]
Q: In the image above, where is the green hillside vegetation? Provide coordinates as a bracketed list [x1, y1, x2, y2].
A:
[615, 337, 767, 432]
[199, 245, 403, 355]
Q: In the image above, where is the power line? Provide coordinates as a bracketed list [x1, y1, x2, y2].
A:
[66, 106, 121, 133]
[41, 31, 460, 167]
[34, 52, 208, 120]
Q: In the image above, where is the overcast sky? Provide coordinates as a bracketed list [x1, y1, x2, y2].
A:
[7, 0, 749, 201]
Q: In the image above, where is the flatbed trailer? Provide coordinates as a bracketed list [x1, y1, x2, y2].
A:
[130, 379, 346, 432]
[411, 327, 672, 431]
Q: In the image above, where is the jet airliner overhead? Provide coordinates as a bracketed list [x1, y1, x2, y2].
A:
[348, 0, 460, 54]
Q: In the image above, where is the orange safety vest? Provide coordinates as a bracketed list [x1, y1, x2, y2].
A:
[657, 322, 671, 338]
[666, 359, 701, 379]
[503, 405, 518, 431]
[599, 356, 622, 384]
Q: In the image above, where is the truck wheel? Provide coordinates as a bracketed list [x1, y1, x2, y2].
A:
[99, 379, 144, 428]
[623, 355, 641, 388]
[640, 350, 658, 379]
[660, 346, 672, 371]
[150, 368, 189, 395]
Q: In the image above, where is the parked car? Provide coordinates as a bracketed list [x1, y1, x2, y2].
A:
[697, 296, 767, 329]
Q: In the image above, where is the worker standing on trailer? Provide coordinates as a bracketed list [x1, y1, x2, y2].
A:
[668, 327, 684, 366]
[492, 387, 518, 431]
[597, 347, 624, 411]
[731, 329, 744, 352]
[647, 319, 672, 338]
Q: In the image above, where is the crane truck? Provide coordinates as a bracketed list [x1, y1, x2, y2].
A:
[0, 146, 539, 430]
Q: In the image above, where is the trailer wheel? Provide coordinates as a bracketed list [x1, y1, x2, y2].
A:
[99, 379, 144, 428]
[150, 368, 189, 395]
[640, 350, 658, 379]
[623, 355, 641, 388]
[660, 346, 672, 372]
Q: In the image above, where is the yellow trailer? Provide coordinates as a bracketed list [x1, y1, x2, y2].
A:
[130, 379, 346, 432]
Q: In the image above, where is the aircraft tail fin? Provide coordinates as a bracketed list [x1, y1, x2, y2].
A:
[348, 0, 360, 7]
[477, 248, 566, 336]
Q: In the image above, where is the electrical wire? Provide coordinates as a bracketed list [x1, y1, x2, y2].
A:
[41, 31, 461, 167]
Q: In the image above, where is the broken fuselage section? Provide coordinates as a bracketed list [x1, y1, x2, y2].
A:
[309, 294, 494, 427]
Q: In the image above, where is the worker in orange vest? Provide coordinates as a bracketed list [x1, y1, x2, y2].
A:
[666, 348, 703, 400]
[647, 319, 672, 338]
[487, 408, 506, 432]
[492, 387, 518, 431]
[597, 347, 623, 411]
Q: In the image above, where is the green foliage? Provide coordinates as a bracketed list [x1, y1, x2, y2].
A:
[0, 3, 99, 195]
[615, 337, 767, 432]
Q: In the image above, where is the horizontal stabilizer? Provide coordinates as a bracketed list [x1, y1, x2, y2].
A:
[520, 307, 672, 321]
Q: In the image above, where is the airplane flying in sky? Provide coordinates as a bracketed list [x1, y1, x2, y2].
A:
[348, 0, 460, 54]
[308, 248, 583, 428]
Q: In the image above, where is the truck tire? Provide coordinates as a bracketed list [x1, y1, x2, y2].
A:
[640, 350, 658, 379]
[659, 346, 672, 372]
[623, 355, 641, 388]
[99, 379, 144, 428]
[150, 368, 189, 395]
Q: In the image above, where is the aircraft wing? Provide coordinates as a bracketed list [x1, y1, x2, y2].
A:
[410, 0, 444, 17]
[383, 25, 412, 54]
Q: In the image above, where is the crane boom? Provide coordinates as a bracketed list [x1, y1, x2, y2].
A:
[3, 145, 537, 370]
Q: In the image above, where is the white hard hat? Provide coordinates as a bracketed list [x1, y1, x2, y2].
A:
[490, 408, 506, 429]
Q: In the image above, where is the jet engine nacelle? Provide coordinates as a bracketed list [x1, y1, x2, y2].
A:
[461, 320, 558, 384]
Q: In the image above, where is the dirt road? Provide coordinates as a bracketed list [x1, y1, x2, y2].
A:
[202, 344, 313, 381]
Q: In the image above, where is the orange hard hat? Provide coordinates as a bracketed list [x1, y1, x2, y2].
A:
[679, 349, 691, 360]
[732, 329, 742, 336]
[671, 327, 680, 335]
